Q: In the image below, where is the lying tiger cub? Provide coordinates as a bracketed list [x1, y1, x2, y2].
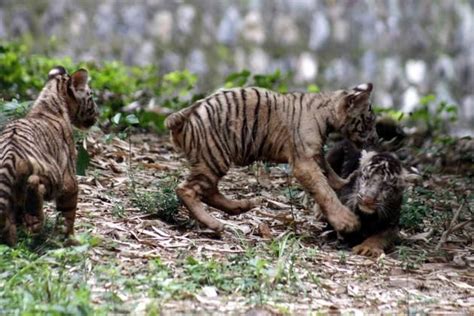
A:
[326, 140, 418, 257]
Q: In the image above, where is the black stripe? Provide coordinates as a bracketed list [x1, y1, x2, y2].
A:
[317, 99, 330, 109]
[183, 124, 191, 155]
[229, 91, 240, 155]
[206, 99, 232, 157]
[295, 94, 305, 146]
[203, 102, 231, 163]
[251, 88, 261, 142]
[0, 190, 12, 199]
[256, 91, 272, 158]
[214, 95, 223, 129]
[193, 112, 226, 176]
[224, 92, 238, 156]
[215, 94, 231, 153]
[240, 89, 248, 159]
[190, 113, 206, 148]
[291, 94, 297, 124]
[0, 178, 13, 186]
[1, 161, 16, 178]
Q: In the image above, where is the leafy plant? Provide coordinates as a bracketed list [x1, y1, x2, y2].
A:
[0, 99, 33, 129]
[400, 195, 429, 230]
[224, 69, 289, 92]
[409, 94, 458, 137]
[131, 177, 180, 223]
[397, 246, 427, 270]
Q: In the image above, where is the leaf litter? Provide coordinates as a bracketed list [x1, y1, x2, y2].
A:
[58, 131, 474, 314]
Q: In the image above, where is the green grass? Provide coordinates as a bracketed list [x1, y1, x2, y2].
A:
[0, 231, 312, 314]
[0, 236, 96, 315]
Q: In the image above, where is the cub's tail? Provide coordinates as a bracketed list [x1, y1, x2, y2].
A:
[0, 156, 33, 245]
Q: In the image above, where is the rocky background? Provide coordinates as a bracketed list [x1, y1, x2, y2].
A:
[0, 0, 473, 133]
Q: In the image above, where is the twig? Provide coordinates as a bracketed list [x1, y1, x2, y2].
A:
[436, 199, 466, 250]
[285, 170, 297, 233]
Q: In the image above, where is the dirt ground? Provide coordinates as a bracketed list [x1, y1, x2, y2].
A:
[70, 131, 473, 315]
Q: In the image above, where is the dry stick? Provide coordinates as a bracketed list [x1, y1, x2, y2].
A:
[435, 198, 466, 250]
[127, 132, 136, 191]
[285, 170, 297, 233]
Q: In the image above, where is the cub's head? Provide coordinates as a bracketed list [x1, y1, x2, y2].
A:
[334, 83, 377, 148]
[353, 150, 418, 215]
[47, 66, 99, 129]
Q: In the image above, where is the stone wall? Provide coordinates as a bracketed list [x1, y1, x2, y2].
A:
[1, 0, 473, 133]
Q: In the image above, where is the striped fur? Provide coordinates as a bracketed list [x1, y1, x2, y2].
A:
[166, 84, 376, 233]
[0, 66, 98, 246]
[327, 140, 413, 257]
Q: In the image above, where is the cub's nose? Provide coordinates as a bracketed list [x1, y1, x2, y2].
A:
[359, 196, 376, 207]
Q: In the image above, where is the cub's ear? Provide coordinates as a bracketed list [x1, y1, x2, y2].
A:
[71, 68, 89, 92]
[353, 83, 373, 94]
[359, 149, 376, 166]
[345, 82, 373, 110]
[48, 66, 67, 80]
[401, 167, 421, 185]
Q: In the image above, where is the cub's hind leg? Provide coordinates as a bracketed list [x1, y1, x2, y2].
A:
[0, 208, 17, 246]
[56, 175, 78, 240]
[202, 188, 259, 215]
[176, 173, 225, 232]
[23, 175, 46, 233]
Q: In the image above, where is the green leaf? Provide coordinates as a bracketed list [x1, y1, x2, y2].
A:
[307, 84, 320, 93]
[125, 114, 139, 125]
[224, 70, 251, 88]
[419, 94, 435, 106]
[111, 113, 122, 125]
[76, 145, 90, 176]
[445, 104, 458, 114]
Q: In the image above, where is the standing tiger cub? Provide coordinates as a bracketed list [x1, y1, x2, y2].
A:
[0, 66, 98, 246]
[166, 84, 376, 233]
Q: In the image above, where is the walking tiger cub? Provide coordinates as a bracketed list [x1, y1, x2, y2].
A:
[326, 140, 418, 257]
[166, 84, 376, 233]
[0, 66, 98, 246]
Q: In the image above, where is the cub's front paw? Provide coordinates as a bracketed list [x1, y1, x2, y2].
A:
[352, 244, 384, 258]
[327, 205, 360, 233]
[23, 214, 44, 234]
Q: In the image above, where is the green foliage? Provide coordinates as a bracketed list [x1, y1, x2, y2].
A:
[306, 83, 320, 93]
[374, 94, 459, 140]
[397, 246, 427, 271]
[131, 177, 180, 223]
[373, 107, 405, 121]
[400, 196, 429, 230]
[409, 94, 458, 136]
[0, 41, 197, 132]
[76, 144, 91, 177]
[0, 99, 33, 128]
[0, 240, 95, 315]
[224, 69, 289, 92]
[400, 186, 453, 232]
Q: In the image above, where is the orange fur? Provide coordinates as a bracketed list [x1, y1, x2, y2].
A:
[167, 85, 376, 232]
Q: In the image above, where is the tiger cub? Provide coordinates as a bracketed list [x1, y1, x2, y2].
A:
[326, 140, 417, 257]
[0, 66, 98, 246]
[166, 84, 376, 233]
